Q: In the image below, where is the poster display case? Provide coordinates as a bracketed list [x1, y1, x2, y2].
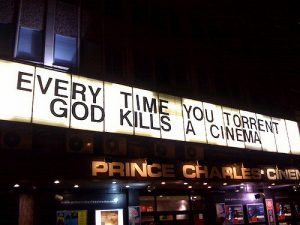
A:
[95, 209, 124, 225]
[246, 203, 266, 223]
[225, 205, 244, 225]
[276, 202, 292, 221]
[56, 210, 87, 225]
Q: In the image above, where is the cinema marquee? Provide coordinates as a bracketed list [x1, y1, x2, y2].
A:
[1, 59, 300, 154]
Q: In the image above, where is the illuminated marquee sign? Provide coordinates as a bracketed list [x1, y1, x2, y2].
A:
[91, 160, 300, 181]
[0, 59, 300, 154]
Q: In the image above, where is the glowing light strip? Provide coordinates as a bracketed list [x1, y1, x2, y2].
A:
[0, 59, 300, 154]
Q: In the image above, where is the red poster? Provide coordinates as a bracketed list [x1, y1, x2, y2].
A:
[265, 199, 276, 225]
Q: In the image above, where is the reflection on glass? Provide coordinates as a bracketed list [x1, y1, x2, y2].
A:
[191, 196, 205, 211]
[159, 215, 173, 221]
[139, 196, 155, 212]
[247, 203, 265, 223]
[157, 196, 189, 211]
[276, 203, 292, 221]
[225, 205, 244, 224]
[95, 209, 123, 225]
[141, 216, 155, 225]
[176, 214, 189, 220]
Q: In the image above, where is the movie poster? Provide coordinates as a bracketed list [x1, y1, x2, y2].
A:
[129, 206, 141, 225]
[216, 203, 225, 220]
[247, 203, 266, 223]
[56, 210, 87, 225]
[95, 209, 124, 225]
[225, 205, 244, 225]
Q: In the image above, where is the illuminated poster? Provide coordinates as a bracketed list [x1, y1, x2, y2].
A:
[225, 205, 244, 225]
[32, 67, 71, 127]
[133, 88, 161, 138]
[216, 203, 225, 220]
[104, 82, 134, 135]
[256, 114, 277, 152]
[239, 110, 262, 150]
[70, 75, 104, 132]
[272, 118, 290, 154]
[203, 103, 227, 146]
[247, 203, 265, 223]
[182, 98, 207, 143]
[159, 93, 184, 141]
[128, 206, 141, 225]
[276, 202, 292, 221]
[222, 107, 245, 148]
[95, 209, 123, 225]
[56, 210, 87, 225]
[0, 61, 34, 122]
[265, 199, 276, 225]
[0, 59, 300, 155]
[285, 120, 300, 154]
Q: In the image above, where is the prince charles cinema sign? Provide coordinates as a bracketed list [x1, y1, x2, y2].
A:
[0, 59, 300, 154]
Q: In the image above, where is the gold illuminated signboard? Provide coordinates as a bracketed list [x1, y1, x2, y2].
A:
[0, 59, 300, 154]
[91, 160, 300, 181]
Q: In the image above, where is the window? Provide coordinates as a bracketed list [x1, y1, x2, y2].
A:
[54, 0, 78, 68]
[54, 34, 77, 67]
[157, 196, 189, 212]
[0, 0, 18, 58]
[17, 27, 43, 61]
[139, 196, 155, 212]
[0, 23, 15, 57]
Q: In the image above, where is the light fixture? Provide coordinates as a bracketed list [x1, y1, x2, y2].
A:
[235, 189, 240, 192]
[112, 181, 117, 184]
[260, 170, 264, 174]
[74, 184, 79, 188]
[271, 183, 275, 186]
[240, 183, 244, 186]
[13, 184, 20, 188]
[125, 185, 130, 188]
[159, 195, 163, 197]
[161, 181, 166, 185]
[223, 182, 227, 186]
[240, 186, 244, 189]
[208, 186, 212, 189]
[188, 185, 192, 189]
[203, 182, 207, 185]
[54, 180, 60, 184]
[268, 186, 272, 189]
[184, 182, 188, 185]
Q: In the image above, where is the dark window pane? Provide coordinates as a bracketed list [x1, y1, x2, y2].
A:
[55, 1, 78, 37]
[20, 0, 45, 30]
[17, 27, 43, 61]
[139, 196, 155, 212]
[105, 46, 124, 78]
[155, 59, 170, 87]
[157, 196, 189, 211]
[54, 34, 77, 67]
[0, 0, 17, 58]
[80, 40, 101, 75]
[0, 23, 15, 57]
[134, 50, 152, 83]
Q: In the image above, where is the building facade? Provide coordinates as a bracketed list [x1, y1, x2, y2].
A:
[1, 0, 300, 225]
